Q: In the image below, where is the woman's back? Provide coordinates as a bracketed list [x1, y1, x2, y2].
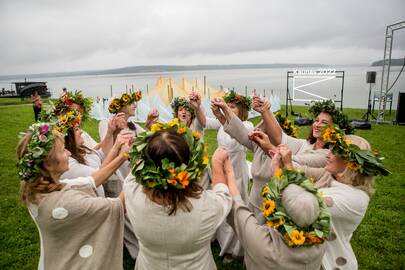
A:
[124, 178, 231, 270]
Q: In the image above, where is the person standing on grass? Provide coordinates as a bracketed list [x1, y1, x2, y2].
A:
[17, 122, 130, 270]
[274, 127, 390, 270]
[31, 90, 42, 122]
[124, 121, 232, 270]
[210, 92, 254, 263]
[170, 93, 221, 189]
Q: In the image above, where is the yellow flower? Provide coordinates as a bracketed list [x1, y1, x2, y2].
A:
[304, 232, 322, 244]
[168, 118, 180, 127]
[67, 111, 74, 117]
[318, 191, 324, 197]
[284, 233, 295, 247]
[60, 115, 68, 124]
[262, 199, 276, 217]
[192, 131, 201, 140]
[134, 91, 142, 101]
[202, 155, 209, 165]
[53, 127, 63, 133]
[347, 162, 360, 171]
[290, 230, 306, 246]
[177, 127, 187, 135]
[274, 168, 283, 177]
[266, 217, 284, 229]
[261, 185, 270, 196]
[344, 138, 352, 146]
[151, 123, 163, 132]
[122, 94, 130, 103]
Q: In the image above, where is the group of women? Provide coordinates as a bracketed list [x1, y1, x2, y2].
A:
[17, 89, 389, 270]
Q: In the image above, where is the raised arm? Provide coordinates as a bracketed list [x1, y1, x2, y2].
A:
[189, 92, 207, 128]
[253, 96, 283, 146]
[212, 98, 255, 150]
[91, 138, 131, 187]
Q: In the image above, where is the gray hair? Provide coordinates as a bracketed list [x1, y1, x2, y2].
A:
[282, 184, 320, 227]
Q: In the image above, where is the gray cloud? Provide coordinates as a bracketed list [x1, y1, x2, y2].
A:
[0, 0, 404, 75]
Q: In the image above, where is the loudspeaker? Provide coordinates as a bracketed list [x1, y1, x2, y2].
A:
[396, 92, 405, 125]
[366, 71, 376, 84]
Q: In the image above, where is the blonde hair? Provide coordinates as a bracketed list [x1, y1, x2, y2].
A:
[282, 184, 320, 227]
[17, 132, 64, 204]
[339, 135, 375, 195]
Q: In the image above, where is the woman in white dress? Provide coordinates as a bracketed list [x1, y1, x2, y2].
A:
[275, 127, 390, 270]
[56, 111, 132, 198]
[124, 121, 232, 270]
[51, 90, 98, 148]
[99, 91, 158, 196]
[17, 122, 131, 270]
[170, 93, 220, 189]
[210, 91, 254, 261]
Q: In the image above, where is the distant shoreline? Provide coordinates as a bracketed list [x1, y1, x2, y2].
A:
[0, 63, 328, 80]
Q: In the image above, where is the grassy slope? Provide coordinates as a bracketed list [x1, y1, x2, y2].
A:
[0, 104, 404, 269]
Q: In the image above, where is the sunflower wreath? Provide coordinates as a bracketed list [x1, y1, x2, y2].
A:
[322, 125, 390, 176]
[129, 118, 208, 189]
[261, 168, 331, 247]
[108, 91, 142, 114]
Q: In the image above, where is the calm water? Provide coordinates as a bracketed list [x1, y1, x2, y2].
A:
[1, 65, 404, 109]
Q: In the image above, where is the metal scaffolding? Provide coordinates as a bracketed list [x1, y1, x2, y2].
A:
[377, 20, 405, 123]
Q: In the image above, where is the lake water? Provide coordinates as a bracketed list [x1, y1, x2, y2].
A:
[1, 65, 404, 109]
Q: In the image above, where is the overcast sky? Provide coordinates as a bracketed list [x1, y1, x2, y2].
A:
[0, 0, 404, 75]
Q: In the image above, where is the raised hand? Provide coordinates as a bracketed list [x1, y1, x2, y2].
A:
[146, 109, 159, 130]
[252, 96, 271, 113]
[248, 128, 274, 152]
[189, 91, 201, 109]
[278, 144, 293, 169]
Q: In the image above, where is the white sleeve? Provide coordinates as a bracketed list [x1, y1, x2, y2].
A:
[61, 158, 97, 179]
[205, 117, 221, 129]
[98, 119, 109, 141]
[280, 132, 308, 155]
[60, 176, 97, 190]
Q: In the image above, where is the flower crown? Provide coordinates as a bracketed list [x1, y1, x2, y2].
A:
[17, 123, 59, 181]
[170, 97, 196, 119]
[53, 111, 82, 135]
[308, 99, 354, 134]
[54, 90, 93, 121]
[108, 91, 142, 114]
[129, 118, 208, 190]
[274, 112, 298, 138]
[261, 169, 330, 247]
[322, 125, 390, 176]
[223, 90, 252, 110]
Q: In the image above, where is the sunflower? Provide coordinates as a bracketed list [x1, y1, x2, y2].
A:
[168, 118, 179, 127]
[261, 185, 270, 196]
[262, 199, 276, 217]
[304, 233, 322, 244]
[192, 131, 201, 140]
[202, 155, 209, 165]
[274, 168, 283, 177]
[266, 217, 284, 229]
[177, 127, 187, 135]
[284, 233, 295, 247]
[60, 115, 68, 124]
[290, 230, 306, 246]
[151, 123, 164, 132]
[347, 161, 360, 171]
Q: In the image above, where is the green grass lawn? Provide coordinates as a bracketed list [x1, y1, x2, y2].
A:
[0, 104, 404, 269]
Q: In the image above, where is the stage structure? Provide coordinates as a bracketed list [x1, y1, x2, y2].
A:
[377, 20, 405, 123]
[285, 69, 345, 116]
